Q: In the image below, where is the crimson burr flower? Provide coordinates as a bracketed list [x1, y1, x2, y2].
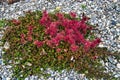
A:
[84, 41, 91, 52]
[74, 32, 85, 44]
[12, 19, 21, 25]
[92, 55, 98, 60]
[64, 34, 75, 45]
[39, 10, 51, 27]
[55, 32, 65, 41]
[33, 40, 43, 48]
[27, 35, 32, 41]
[20, 33, 26, 44]
[46, 40, 54, 48]
[51, 38, 60, 46]
[27, 25, 34, 32]
[91, 38, 101, 48]
[61, 19, 70, 28]
[81, 15, 90, 23]
[38, 11, 101, 52]
[56, 48, 61, 53]
[70, 11, 76, 18]
[27, 25, 34, 35]
[56, 12, 64, 20]
[20, 33, 25, 39]
[46, 22, 58, 37]
[65, 28, 74, 35]
[70, 44, 79, 52]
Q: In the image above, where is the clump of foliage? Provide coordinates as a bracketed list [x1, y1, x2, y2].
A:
[1, 10, 120, 79]
[0, 19, 6, 28]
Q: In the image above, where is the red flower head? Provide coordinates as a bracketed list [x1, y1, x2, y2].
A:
[55, 32, 65, 41]
[20, 33, 26, 44]
[95, 38, 101, 43]
[79, 21, 88, 34]
[64, 34, 75, 45]
[12, 19, 21, 25]
[91, 38, 101, 48]
[65, 28, 74, 35]
[62, 19, 70, 28]
[20, 33, 25, 39]
[46, 40, 54, 48]
[46, 22, 58, 37]
[92, 56, 98, 60]
[70, 44, 79, 52]
[84, 41, 91, 52]
[33, 40, 43, 48]
[43, 10, 48, 17]
[56, 48, 61, 53]
[39, 10, 51, 27]
[71, 20, 80, 31]
[81, 15, 90, 23]
[28, 25, 34, 32]
[70, 11, 76, 18]
[51, 38, 60, 46]
[21, 39, 26, 44]
[27, 25, 34, 35]
[74, 32, 85, 44]
[56, 12, 64, 20]
[27, 35, 32, 41]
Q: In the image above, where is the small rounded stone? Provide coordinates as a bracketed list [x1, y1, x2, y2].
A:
[117, 63, 120, 68]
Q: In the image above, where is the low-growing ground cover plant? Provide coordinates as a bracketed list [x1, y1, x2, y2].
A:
[1, 10, 120, 80]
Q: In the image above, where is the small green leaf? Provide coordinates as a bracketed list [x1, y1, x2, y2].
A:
[0, 20, 5, 28]
[81, 4, 87, 10]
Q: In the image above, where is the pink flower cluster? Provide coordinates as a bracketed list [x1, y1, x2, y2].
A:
[20, 25, 43, 47]
[27, 25, 34, 41]
[12, 19, 21, 25]
[20, 10, 101, 52]
[39, 10, 51, 28]
[39, 10, 101, 52]
[20, 33, 26, 44]
[33, 40, 43, 48]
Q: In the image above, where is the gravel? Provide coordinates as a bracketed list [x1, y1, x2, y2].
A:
[0, 0, 120, 80]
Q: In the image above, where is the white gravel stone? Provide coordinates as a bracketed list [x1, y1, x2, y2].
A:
[117, 63, 120, 68]
[6, 65, 12, 69]
[6, 77, 11, 80]
[118, 36, 120, 41]
[3, 42, 10, 50]
[1, 7, 5, 12]
[64, 77, 68, 80]
[116, 23, 120, 27]
[113, 0, 118, 2]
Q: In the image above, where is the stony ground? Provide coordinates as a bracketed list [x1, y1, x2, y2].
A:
[0, 0, 120, 80]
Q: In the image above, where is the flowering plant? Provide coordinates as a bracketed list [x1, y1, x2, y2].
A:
[1, 10, 120, 79]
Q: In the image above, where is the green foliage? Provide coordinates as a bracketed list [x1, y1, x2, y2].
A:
[0, 19, 6, 28]
[81, 4, 87, 10]
[1, 10, 120, 80]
